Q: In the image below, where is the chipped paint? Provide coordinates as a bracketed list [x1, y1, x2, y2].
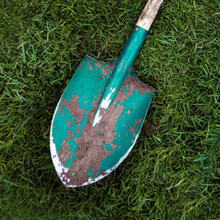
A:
[81, 132, 140, 187]
[51, 25, 154, 188]
[93, 88, 116, 126]
[49, 0, 166, 186]
[50, 97, 71, 184]
[93, 26, 148, 120]
[50, 55, 154, 187]
[66, 120, 73, 127]
[95, 62, 102, 68]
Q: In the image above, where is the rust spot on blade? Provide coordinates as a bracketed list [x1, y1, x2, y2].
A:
[135, 118, 142, 125]
[58, 130, 75, 165]
[101, 66, 108, 77]
[124, 76, 155, 95]
[66, 120, 73, 127]
[128, 126, 135, 138]
[95, 62, 102, 68]
[61, 95, 84, 125]
[100, 170, 105, 175]
[128, 118, 142, 138]
[76, 125, 81, 134]
[101, 63, 115, 78]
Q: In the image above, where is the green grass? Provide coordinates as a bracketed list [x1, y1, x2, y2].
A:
[0, 0, 220, 219]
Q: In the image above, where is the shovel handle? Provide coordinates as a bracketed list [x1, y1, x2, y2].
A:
[136, 0, 164, 31]
[93, 0, 164, 124]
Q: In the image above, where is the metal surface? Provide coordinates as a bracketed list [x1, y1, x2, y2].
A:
[93, 26, 148, 125]
[50, 31, 155, 186]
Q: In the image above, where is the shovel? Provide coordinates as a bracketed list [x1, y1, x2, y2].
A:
[50, 0, 164, 187]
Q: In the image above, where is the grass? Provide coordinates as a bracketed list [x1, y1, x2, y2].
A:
[0, 0, 220, 219]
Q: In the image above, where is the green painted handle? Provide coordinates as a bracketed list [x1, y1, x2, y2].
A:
[93, 0, 163, 126]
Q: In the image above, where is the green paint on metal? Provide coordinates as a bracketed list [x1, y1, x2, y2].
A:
[104, 143, 113, 152]
[51, 56, 155, 186]
[87, 167, 94, 180]
[53, 105, 74, 152]
[65, 156, 75, 168]
[65, 142, 77, 168]
[101, 143, 113, 152]
[98, 87, 154, 173]
[123, 86, 127, 95]
[94, 26, 148, 118]
[51, 26, 155, 187]
[114, 100, 121, 108]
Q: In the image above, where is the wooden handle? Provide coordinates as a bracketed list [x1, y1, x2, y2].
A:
[136, 0, 163, 31]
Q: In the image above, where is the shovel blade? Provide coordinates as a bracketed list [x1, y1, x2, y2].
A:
[50, 55, 155, 187]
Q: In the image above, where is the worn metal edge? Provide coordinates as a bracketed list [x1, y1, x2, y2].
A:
[50, 95, 77, 187]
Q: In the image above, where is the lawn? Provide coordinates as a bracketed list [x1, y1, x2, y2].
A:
[0, 0, 220, 219]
